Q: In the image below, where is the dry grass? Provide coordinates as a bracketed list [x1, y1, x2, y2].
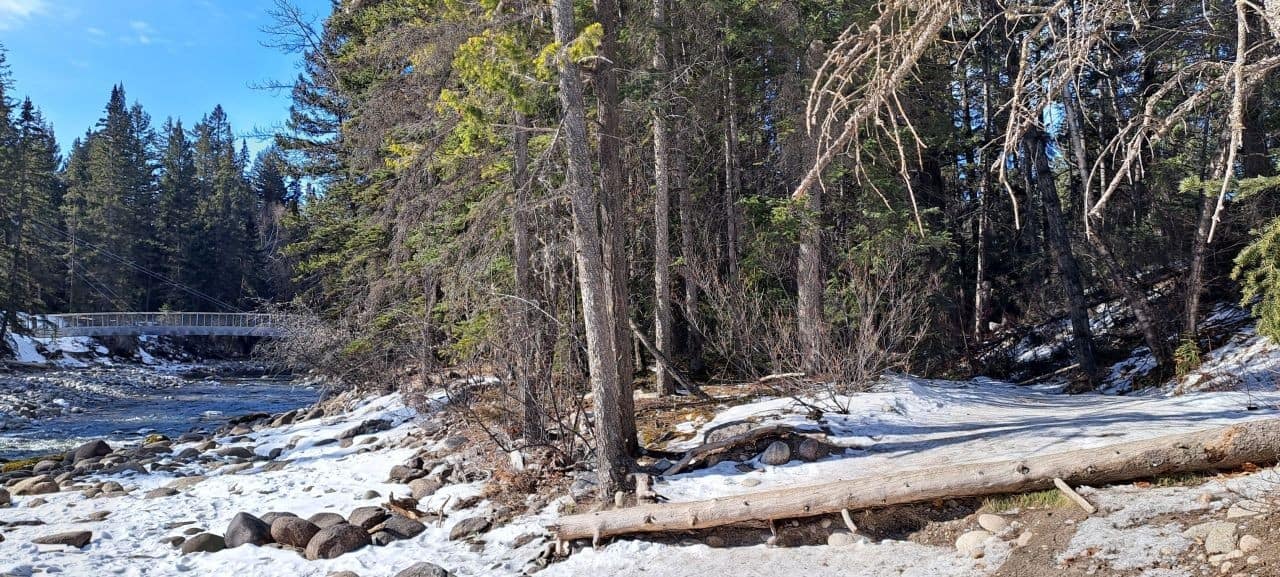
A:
[981, 489, 1071, 513]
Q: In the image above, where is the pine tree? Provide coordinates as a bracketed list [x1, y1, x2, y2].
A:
[155, 118, 198, 309]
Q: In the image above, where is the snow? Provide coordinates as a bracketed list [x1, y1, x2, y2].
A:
[4, 332, 47, 363]
[6, 312, 1280, 575]
[654, 373, 1280, 503]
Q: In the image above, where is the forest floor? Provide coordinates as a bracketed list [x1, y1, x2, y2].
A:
[4, 313, 1280, 575]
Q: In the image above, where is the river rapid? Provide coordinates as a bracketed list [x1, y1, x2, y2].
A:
[0, 364, 318, 460]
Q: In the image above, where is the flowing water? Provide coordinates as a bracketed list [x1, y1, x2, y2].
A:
[0, 364, 318, 461]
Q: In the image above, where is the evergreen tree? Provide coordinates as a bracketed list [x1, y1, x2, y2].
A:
[155, 118, 198, 309]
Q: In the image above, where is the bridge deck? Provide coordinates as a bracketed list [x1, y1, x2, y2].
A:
[22, 313, 292, 338]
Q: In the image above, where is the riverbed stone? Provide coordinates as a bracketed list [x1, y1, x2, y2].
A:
[216, 446, 255, 459]
[305, 523, 371, 560]
[759, 441, 791, 466]
[956, 530, 992, 558]
[32, 460, 59, 473]
[349, 506, 389, 531]
[409, 477, 442, 500]
[448, 517, 490, 541]
[308, 512, 347, 529]
[394, 562, 452, 577]
[271, 516, 320, 548]
[225, 512, 272, 547]
[260, 511, 297, 526]
[977, 514, 1008, 533]
[180, 533, 226, 554]
[32, 530, 92, 548]
[145, 487, 179, 499]
[388, 465, 425, 483]
[71, 440, 112, 464]
[12, 475, 58, 496]
[0, 487, 9, 506]
[376, 515, 426, 540]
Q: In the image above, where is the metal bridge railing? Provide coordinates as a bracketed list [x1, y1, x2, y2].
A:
[21, 312, 295, 338]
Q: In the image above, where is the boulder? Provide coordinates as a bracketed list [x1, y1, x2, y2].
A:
[394, 562, 452, 577]
[796, 439, 826, 462]
[225, 512, 272, 548]
[388, 465, 425, 483]
[759, 441, 791, 466]
[145, 487, 179, 499]
[0, 487, 9, 506]
[409, 477, 442, 500]
[448, 517, 490, 541]
[305, 523, 371, 560]
[271, 516, 320, 549]
[32, 460, 60, 474]
[71, 440, 112, 463]
[32, 530, 92, 549]
[348, 506, 389, 531]
[12, 475, 59, 496]
[180, 533, 226, 554]
[260, 511, 298, 526]
[340, 419, 392, 440]
[376, 515, 427, 540]
[308, 512, 348, 529]
[371, 531, 396, 546]
[216, 446, 256, 460]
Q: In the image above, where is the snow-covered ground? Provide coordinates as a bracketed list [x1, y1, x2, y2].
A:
[6, 316, 1280, 576]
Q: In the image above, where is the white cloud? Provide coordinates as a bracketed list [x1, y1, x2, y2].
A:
[0, 0, 47, 30]
[120, 20, 166, 46]
[86, 26, 104, 36]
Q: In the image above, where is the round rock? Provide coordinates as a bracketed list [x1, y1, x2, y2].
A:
[305, 523, 372, 560]
[955, 530, 992, 558]
[977, 513, 1008, 533]
[308, 512, 348, 529]
[180, 533, 226, 554]
[348, 506, 389, 531]
[225, 512, 272, 548]
[394, 562, 453, 577]
[271, 516, 320, 548]
[759, 441, 791, 466]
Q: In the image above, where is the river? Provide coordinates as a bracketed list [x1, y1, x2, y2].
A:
[0, 364, 318, 461]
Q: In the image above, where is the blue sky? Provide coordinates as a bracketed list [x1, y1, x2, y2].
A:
[1, 0, 331, 155]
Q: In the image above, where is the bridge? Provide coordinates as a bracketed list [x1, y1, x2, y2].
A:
[21, 312, 294, 338]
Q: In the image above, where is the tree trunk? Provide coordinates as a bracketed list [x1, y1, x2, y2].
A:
[551, 0, 630, 499]
[593, 0, 637, 455]
[1027, 128, 1098, 385]
[796, 43, 825, 376]
[721, 34, 741, 284]
[1064, 89, 1169, 366]
[549, 419, 1280, 540]
[652, 0, 675, 396]
[512, 111, 544, 442]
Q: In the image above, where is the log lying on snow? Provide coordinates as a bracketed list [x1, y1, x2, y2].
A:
[549, 419, 1280, 541]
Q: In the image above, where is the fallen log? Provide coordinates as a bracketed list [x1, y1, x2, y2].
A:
[662, 424, 794, 476]
[549, 419, 1280, 541]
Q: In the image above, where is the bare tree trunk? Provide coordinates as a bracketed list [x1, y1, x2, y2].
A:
[551, 0, 630, 499]
[721, 34, 741, 284]
[550, 419, 1280, 540]
[797, 43, 825, 376]
[671, 13, 704, 378]
[1064, 89, 1169, 366]
[1027, 127, 1098, 386]
[512, 111, 544, 442]
[651, 0, 675, 396]
[593, 0, 637, 456]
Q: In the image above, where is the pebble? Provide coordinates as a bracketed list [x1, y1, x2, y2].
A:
[977, 513, 1008, 533]
[827, 532, 854, 547]
[1238, 534, 1261, 553]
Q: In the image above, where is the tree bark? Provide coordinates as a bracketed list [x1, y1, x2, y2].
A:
[551, 0, 630, 499]
[1027, 127, 1098, 385]
[593, 0, 637, 455]
[652, 0, 675, 396]
[512, 111, 544, 442]
[1064, 89, 1169, 366]
[549, 419, 1280, 540]
[796, 42, 826, 376]
[721, 33, 741, 284]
